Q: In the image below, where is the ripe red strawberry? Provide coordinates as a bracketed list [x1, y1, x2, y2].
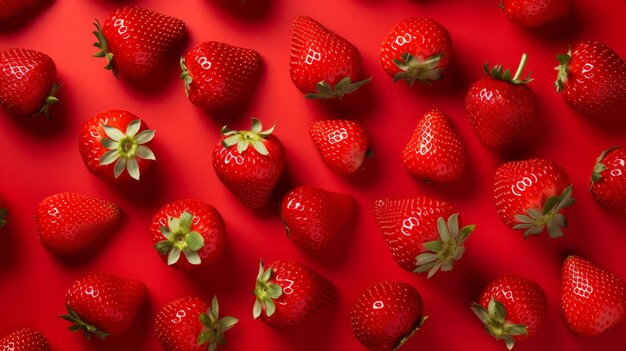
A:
[555, 41, 626, 117]
[155, 296, 238, 351]
[465, 53, 537, 149]
[253, 259, 335, 329]
[93, 7, 186, 78]
[61, 273, 147, 339]
[180, 41, 261, 110]
[379, 17, 453, 85]
[0, 0, 46, 20]
[0, 48, 60, 117]
[280, 186, 355, 251]
[402, 109, 467, 183]
[590, 146, 626, 214]
[79, 110, 156, 183]
[212, 118, 285, 209]
[351, 281, 425, 351]
[309, 119, 371, 175]
[494, 158, 574, 238]
[471, 275, 547, 350]
[0, 197, 7, 229]
[561, 256, 626, 336]
[0, 328, 50, 351]
[290, 16, 371, 99]
[501, 0, 572, 27]
[150, 199, 226, 269]
[35, 192, 121, 255]
[370, 197, 475, 277]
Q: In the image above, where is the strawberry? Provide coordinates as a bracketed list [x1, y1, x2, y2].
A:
[554, 41, 626, 117]
[494, 158, 574, 238]
[155, 296, 238, 351]
[465, 53, 537, 149]
[35, 192, 121, 255]
[92, 7, 186, 78]
[212, 118, 285, 209]
[280, 186, 355, 251]
[370, 197, 475, 277]
[0, 328, 50, 351]
[309, 119, 371, 175]
[379, 17, 453, 85]
[500, 0, 572, 27]
[253, 259, 335, 329]
[0, 48, 60, 117]
[402, 109, 467, 183]
[61, 273, 147, 339]
[0, 0, 46, 20]
[150, 199, 226, 269]
[590, 146, 626, 214]
[351, 281, 426, 351]
[561, 256, 626, 336]
[471, 275, 547, 350]
[79, 109, 156, 183]
[290, 16, 371, 99]
[180, 41, 261, 110]
[0, 197, 7, 229]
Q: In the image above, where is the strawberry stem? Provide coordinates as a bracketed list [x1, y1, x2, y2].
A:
[60, 304, 110, 340]
[590, 146, 620, 190]
[92, 19, 118, 79]
[392, 315, 428, 351]
[252, 259, 283, 319]
[221, 118, 276, 156]
[512, 185, 575, 238]
[304, 76, 372, 100]
[554, 46, 572, 92]
[392, 53, 444, 85]
[98, 119, 156, 181]
[154, 211, 205, 266]
[484, 53, 533, 85]
[197, 296, 239, 350]
[470, 297, 528, 350]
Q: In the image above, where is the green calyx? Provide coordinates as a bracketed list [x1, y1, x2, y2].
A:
[512, 185, 575, 238]
[197, 296, 239, 351]
[34, 82, 61, 119]
[484, 53, 533, 85]
[180, 57, 193, 97]
[252, 259, 283, 319]
[60, 304, 110, 340]
[413, 214, 476, 278]
[304, 76, 372, 100]
[470, 297, 528, 350]
[393, 53, 444, 85]
[590, 146, 620, 190]
[392, 315, 428, 351]
[154, 211, 205, 266]
[0, 207, 7, 228]
[221, 118, 276, 156]
[92, 19, 117, 78]
[99, 119, 156, 181]
[554, 47, 572, 92]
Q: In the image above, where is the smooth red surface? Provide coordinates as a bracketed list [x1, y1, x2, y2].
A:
[1, 1, 625, 350]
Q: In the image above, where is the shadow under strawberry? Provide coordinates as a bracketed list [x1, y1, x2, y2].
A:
[525, 3, 583, 42]
[304, 79, 379, 119]
[207, 0, 274, 22]
[495, 106, 549, 162]
[0, 220, 21, 273]
[574, 100, 626, 133]
[11, 77, 70, 138]
[399, 56, 470, 97]
[340, 145, 382, 189]
[0, 0, 54, 33]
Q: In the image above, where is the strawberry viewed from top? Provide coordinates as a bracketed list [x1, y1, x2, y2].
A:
[180, 41, 261, 110]
[501, 0, 572, 27]
[465, 53, 537, 150]
[402, 109, 467, 183]
[370, 197, 476, 277]
[253, 259, 335, 329]
[590, 146, 626, 214]
[290, 16, 371, 99]
[0, 48, 60, 117]
[561, 256, 626, 336]
[79, 109, 156, 183]
[0, 0, 47, 21]
[471, 275, 548, 350]
[155, 296, 238, 351]
[212, 118, 285, 209]
[494, 158, 574, 238]
[61, 273, 147, 339]
[35, 192, 121, 255]
[93, 7, 186, 79]
[0, 328, 50, 351]
[309, 119, 371, 175]
[379, 17, 453, 85]
[351, 281, 425, 351]
[150, 199, 226, 270]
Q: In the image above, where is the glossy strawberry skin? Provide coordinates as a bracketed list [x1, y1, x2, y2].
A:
[155, 297, 209, 351]
[351, 281, 424, 351]
[502, 0, 572, 27]
[561, 256, 626, 336]
[35, 192, 121, 255]
[0, 0, 45, 20]
[591, 147, 626, 214]
[0, 328, 50, 351]
[402, 109, 467, 183]
[309, 119, 370, 175]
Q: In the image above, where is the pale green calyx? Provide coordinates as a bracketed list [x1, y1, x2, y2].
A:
[180, 57, 193, 97]
[99, 119, 156, 181]
[221, 118, 276, 156]
[393, 53, 444, 85]
[197, 296, 239, 351]
[554, 46, 572, 92]
[590, 146, 620, 189]
[471, 296, 528, 350]
[512, 185, 575, 238]
[252, 259, 283, 319]
[154, 211, 205, 266]
[304, 76, 372, 100]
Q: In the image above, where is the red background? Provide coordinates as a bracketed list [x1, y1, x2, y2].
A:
[1, 0, 625, 350]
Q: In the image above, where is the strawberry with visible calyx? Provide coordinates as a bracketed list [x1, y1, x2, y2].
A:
[253, 259, 335, 329]
[501, 0, 572, 27]
[309, 119, 371, 175]
[402, 109, 467, 183]
[61, 273, 147, 339]
[465, 53, 537, 149]
[370, 197, 476, 277]
[290, 16, 371, 100]
[150, 199, 226, 269]
[155, 296, 238, 351]
[494, 158, 574, 238]
[0, 329, 50, 351]
[561, 256, 626, 336]
[379, 17, 453, 85]
[590, 146, 626, 214]
[471, 275, 547, 350]
[93, 7, 186, 79]
[212, 118, 285, 209]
